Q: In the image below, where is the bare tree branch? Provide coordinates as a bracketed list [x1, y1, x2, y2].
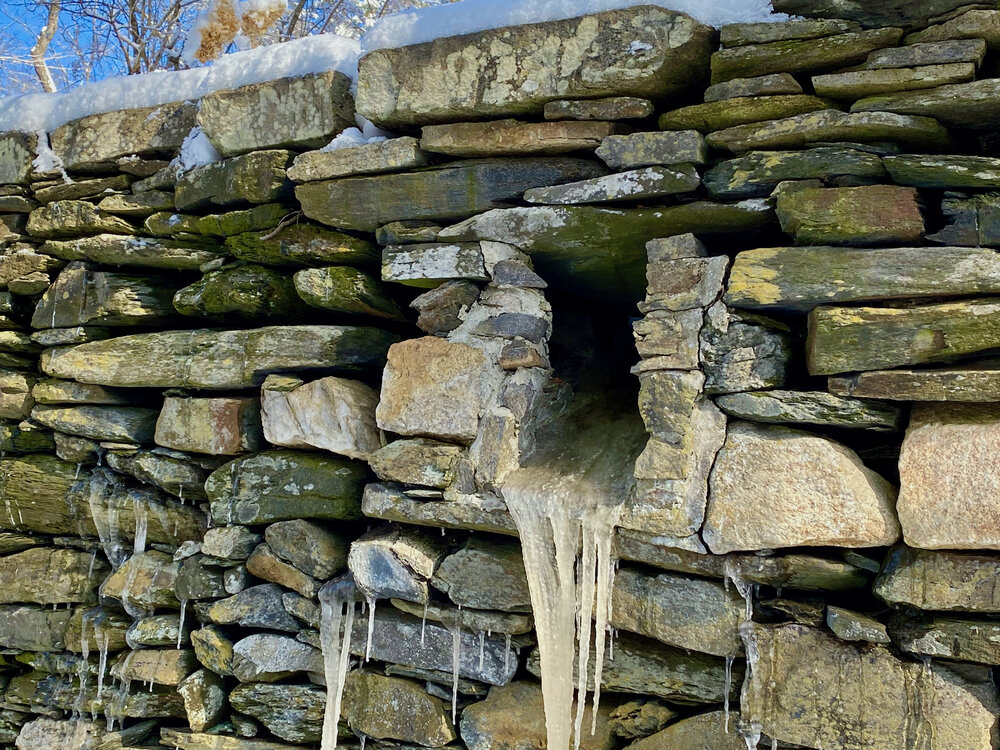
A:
[30, 0, 60, 92]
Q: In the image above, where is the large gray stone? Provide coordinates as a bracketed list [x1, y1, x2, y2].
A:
[175, 150, 292, 211]
[344, 671, 457, 747]
[432, 538, 530, 612]
[205, 450, 367, 525]
[296, 158, 605, 232]
[39, 235, 224, 270]
[853, 77, 1000, 129]
[876, 546, 1000, 612]
[198, 72, 356, 157]
[51, 101, 196, 172]
[41, 326, 398, 389]
[356, 6, 714, 128]
[0, 132, 35, 185]
[288, 137, 429, 182]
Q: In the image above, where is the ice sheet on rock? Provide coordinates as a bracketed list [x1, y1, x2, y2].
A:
[361, 0, 789, 52]
[0, 34, 360, 134]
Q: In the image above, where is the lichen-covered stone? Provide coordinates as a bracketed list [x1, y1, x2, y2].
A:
[42, 325, 398, 388]
[813, 63, 974, 100]
[260, 374, 382, 460]
[742, 623, 999, 750]
[611, 566, 743, 656]
[296, 157, 605, 232]
[288, 136, 429, 182]
[101, 550, 180, 611]
[889, 615, 1000, 663]
[659, 94, 831, 132]
[829, 364, 1000, 402]
[175, 150, 292, 211]
[776, 185, 924, 246]
[710, 27, 902, 83]
[866, 38, 986, 69]
[110, 648, 198, 686]
[0, 605, 73, 651]
[714, 390, 901, 431]
[264, 519, 348, 580]
[876, 546, 1000, 612]
[0, 547, 107, 605]
[34, 174, 132, 204]
[421, 119, 619, 157]
[726, 245, 1000, 311]
[884, 153, 1000, 188]
[344, 672, 457, 747]
[231, 633, 321, 682]
[703, 72, 804, 102]
[704, 422, 900, 554]
[357, 6, 715, 128]
[0, 132, 35, 184]
[206, 584, 301, 632]
[431, 537, 530, 612]
[198, 72, 356, 157]
[826, 606, 890, 644]
[623, 711, 745, 750]
[349, 526, 448, 603]
[27, 200, 136, 239]
[904, 7, 1000, 47]
[178, 669, 226, 732]
[40, 234, 224, 270]
[595, 131, 707, 169]
[523, 165, 700, 205]
[699, 302, 793, 394]
[51, 101, 196, 171]
[98, 190, 175, 216]
[293, 265, 404, 319]
[382, 242, 488, 287]
[707, 109, 951, 152]
[145, 203, 290, 238]
[460, 682, 612, 750]
[225, 223, 377, 267]
[205, 450, 367, 524]
[174, 265, 306, 321]
[30, 404, 159, 444]
[543, 97, 654, 121]
[228, 683, 325, 743]
[368, 438, 462, 488]
[807, 298, 1000, 375]
[853, 77, 1000, 129]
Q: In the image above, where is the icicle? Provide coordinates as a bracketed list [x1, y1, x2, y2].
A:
[421, 600, 428, 646]
[87, 550, 97, 578]
[724, 654, 735, 733]
[97, 631, 110, 696]
[177, 600, 187, 649]
[364, 596, 376, 662]
[504, 634, 512, 675]
[742, 722, 763, 750]
[771, 739, 778, 750]
[132, 497, 148, 555]
[450, 624, 461, 724]
[319, 577, 359, 750]
[478, 630, 485, 672]
[588, 518, 617, 736]
[573, 524, 597, 750]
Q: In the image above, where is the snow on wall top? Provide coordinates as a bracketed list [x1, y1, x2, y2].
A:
[360, 0, 788, 53]
[0, 34, 359, 135]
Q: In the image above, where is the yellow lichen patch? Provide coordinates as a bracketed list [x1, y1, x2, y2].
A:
[727, 248, 782, 305]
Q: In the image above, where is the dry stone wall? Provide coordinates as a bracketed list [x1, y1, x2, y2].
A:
[1, 3, 1000, 749]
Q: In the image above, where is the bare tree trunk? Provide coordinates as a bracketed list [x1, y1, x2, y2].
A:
[30, 0, 61, 92]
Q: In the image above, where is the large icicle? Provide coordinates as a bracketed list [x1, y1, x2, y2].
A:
[319, 576, 361, 750]
[501, 387, 641, 750]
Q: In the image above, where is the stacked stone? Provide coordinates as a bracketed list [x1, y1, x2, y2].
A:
[2, 2, 1000, 750]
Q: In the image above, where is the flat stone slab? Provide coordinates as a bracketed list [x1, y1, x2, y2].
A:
[813, 62, 974, 99]
[703, 73, 803, 102]
[706, 109, 951, 152]
[904, 7, 1000, 48]
[40, 235, 222, 270]
[225, 223, 377, 267]
[197, 72, 356, 157]
[523, 165, 700, 205]
[896, 403, 1000, 550]
[51, 101, 196, 172]
[743, 623, 998, 750]
[155, 396, 263, 456]
[703, 146, 885, 199]
[439, 202, 775, 302]
[659, 94, 831, 132]
[362, 483, 518, 536]
[703, 422, 900, 554]
[420, 119, 618, 157]
[853, 77, 1000, 129]
[41, 325, 398, 388]
[296, 157, 605, 232]
[865, 38, 986, 69]
[726, 245, 1000, 311]
[807, 298, 1000, 375]
[710, 27, 903, 83]
[884, 153, 1000, 188]
[287, 137, 428, 182]
[30, 404, 159, 444]
[356, 5, 714, 128]
[714, 390, 901, 431]
[720, 18, 860, 47]
[381, 242, 488, 286]
[596, 131, 707, 168]
[776, 185, 924, 246]
[27, 200, 136, 239]
[770, 0, 976, 29]
[875, 546, 1000, 612]
[543, 97, 654, 121]
[890, 615, 1000, 664]
[829, 363, 1000, 402]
